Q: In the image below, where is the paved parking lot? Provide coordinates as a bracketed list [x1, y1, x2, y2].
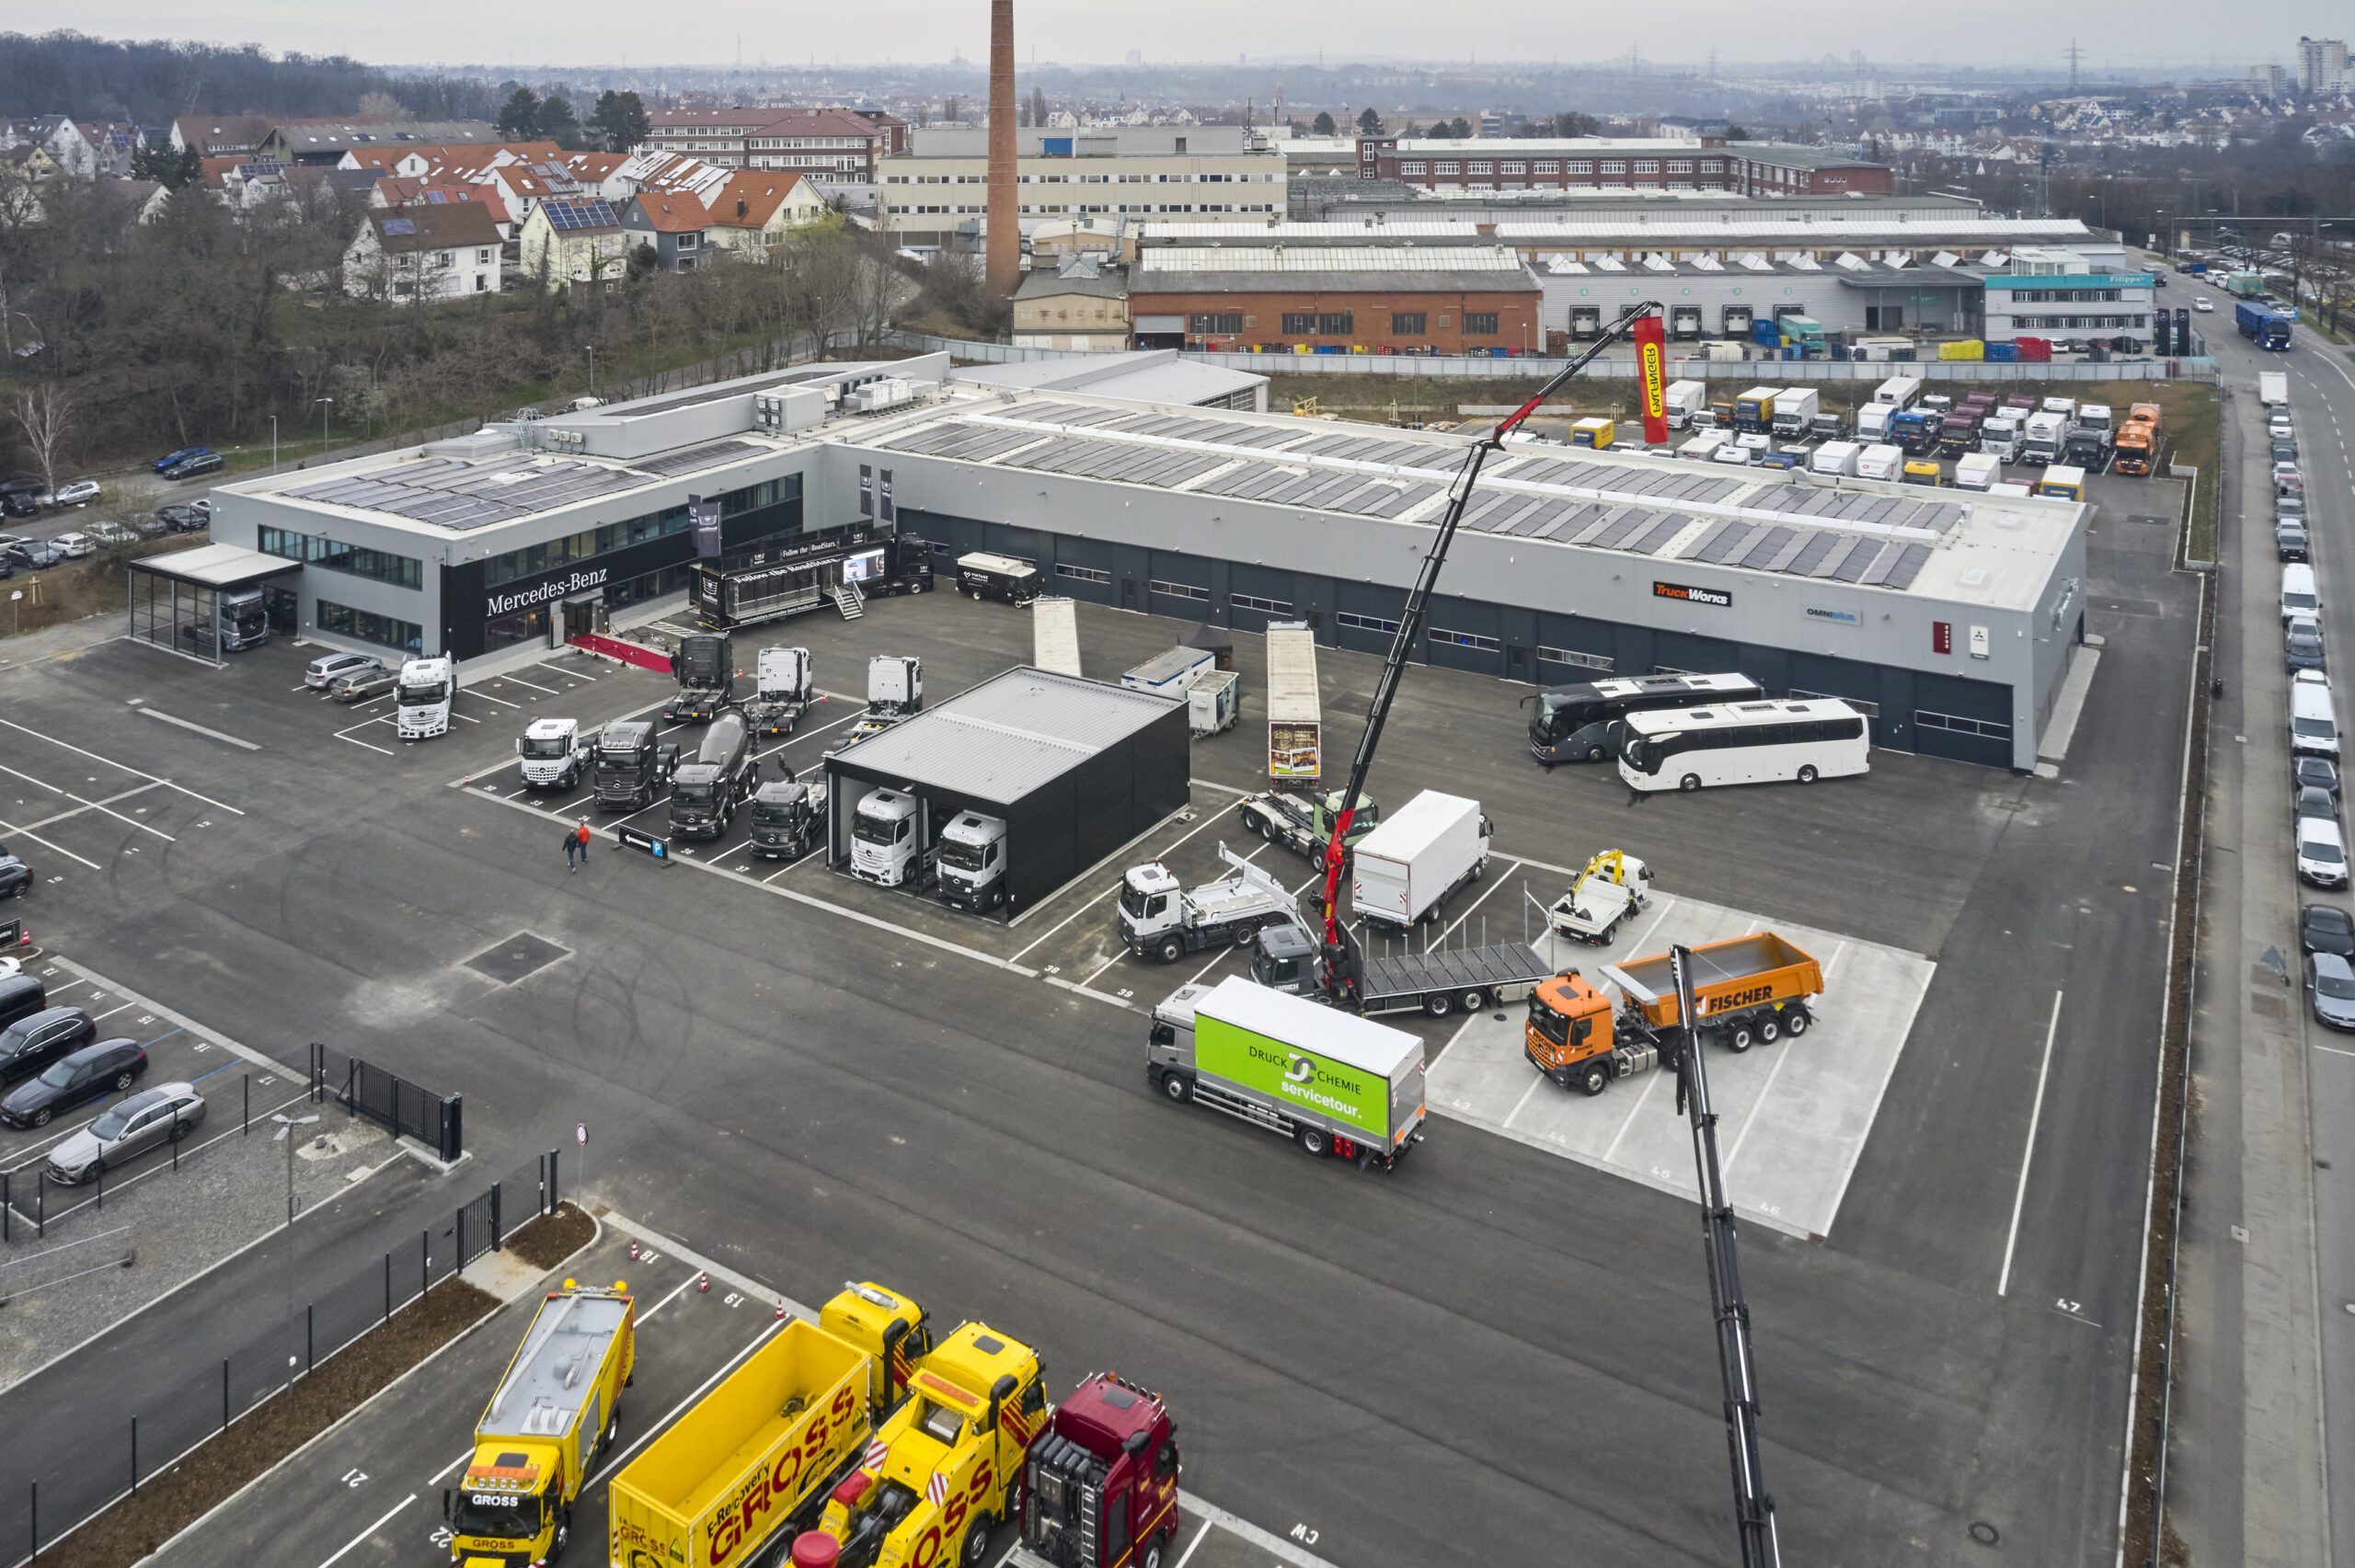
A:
[1426, 886, 1935, 1240]
[309, 646, 618, 758]
[155, 1212, 1332, 1568]
[0, 714, 245, 890]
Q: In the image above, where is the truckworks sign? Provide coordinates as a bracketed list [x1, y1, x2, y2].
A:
[1197, 1020, 1387, 1139]
[486, 568, 610, 619]
[1653, 579, 1732, 609]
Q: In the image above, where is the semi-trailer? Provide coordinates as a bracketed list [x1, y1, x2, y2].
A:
[444, 1280, 636, 1567]
[1523, 931, 1825, 1094]
[1250, 918, 1554, 1020]
[1265, 621, 1321, 781]
[1147, 974, 1428, 1168]
[1120, 841, 1302, 963]
[1871, 374, 1924, 409]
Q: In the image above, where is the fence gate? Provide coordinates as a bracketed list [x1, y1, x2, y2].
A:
[312, 1043, 464, 1161]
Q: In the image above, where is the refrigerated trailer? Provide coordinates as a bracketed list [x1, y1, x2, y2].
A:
[1266, 620, 1322, 780]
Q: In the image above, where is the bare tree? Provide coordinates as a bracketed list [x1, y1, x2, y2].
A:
[12, 383, 75, 494]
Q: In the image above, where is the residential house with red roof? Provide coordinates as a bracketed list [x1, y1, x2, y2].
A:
[343, 201, 504, 303]
[623, 192, 712, 271]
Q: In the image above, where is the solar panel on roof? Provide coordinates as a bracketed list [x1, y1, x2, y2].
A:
[381, 217, 416, 235]
[636, 439, 762, 477]
[1882, 543, 1935, 590]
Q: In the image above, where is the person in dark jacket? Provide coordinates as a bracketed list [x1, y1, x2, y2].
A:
[564, 827, 581, 873]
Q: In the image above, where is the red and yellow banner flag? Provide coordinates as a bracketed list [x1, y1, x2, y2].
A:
[1635, 315, 1669, 445]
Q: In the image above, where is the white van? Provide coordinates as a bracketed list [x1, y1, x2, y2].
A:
[2282, 563, 2320, 624]
[2292, 681, 2340, 760]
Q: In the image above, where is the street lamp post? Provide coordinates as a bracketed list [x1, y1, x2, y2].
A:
[270, 414, 279, 475]
[271, 1112, 321, 1376]
[316, 397, 333, 460]
[584, 343, 597, 398]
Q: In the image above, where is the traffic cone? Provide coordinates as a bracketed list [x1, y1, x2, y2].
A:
[627, 1240, 640, 1262]
[696, 1271, 710, 1293]
[775, 1298, 787, 1320]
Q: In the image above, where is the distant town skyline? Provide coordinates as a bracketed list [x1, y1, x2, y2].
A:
[58, 4, 2350, 79]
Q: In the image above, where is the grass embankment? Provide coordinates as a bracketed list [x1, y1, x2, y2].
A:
[2, 535, 210, 641]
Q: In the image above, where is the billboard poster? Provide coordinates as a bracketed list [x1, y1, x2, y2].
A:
[858, 464, 874, 518]
[1635, 315, 1669, 445]
[879, 468, 894, 522]
[1194, 1017, 1388, 1139]
[689, 495, 723, 558]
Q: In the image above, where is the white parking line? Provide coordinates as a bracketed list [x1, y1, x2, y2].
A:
[337, 734, 396, 757]
[0, 716, 244, 816]
[1996, 990, 2066, 1298]
[15, 781, 164, 833]
[1009, 807, 1234, 957]
[465, 689, 521, 710]
[138, 707, 260, 750]
[496, 673, 559, 695]
[0, 762, 67, 795]
[315, 1494, 416, 1568]
[0, 816, 103, 871]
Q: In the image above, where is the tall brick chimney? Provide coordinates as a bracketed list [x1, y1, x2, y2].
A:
[985, 0, 1018, 297]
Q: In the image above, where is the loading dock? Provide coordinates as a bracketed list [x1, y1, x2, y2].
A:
[821, 666, 1190, 919]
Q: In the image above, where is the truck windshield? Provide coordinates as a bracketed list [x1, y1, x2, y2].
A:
[939, 839, 989, 872]
[597, 743, 645, 768]
[1119, 883, 1153, 920]
[853, 812, 902, 845]
[451, 1493, 541, 1540]
[1525, 992, 1569, 1046]
[672, 781, 715, 804]
[752, 802, 796, 827]
[521, 737, 570, 759]
[398, 681, 449, 706]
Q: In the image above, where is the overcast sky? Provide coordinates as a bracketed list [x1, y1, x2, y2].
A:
[76, 2, 2331, 75]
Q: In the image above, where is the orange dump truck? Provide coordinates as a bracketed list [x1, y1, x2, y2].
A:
[1523, 932, 1823, 1095]
[2112, 402, 2165, 476]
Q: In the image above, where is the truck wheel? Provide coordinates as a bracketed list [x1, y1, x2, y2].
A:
[1243, 811, 1267, 839]
[962, 1513, 994, 1566]
[1756, 1014, 1782, 1045]
[1458, 989, 1488, 1013]
[908, 579, 925, 593]
[1679, 773, 1703, 792]
[1423, 990, 1455, 1018]
[1162, 1072, 1193, 1104]
[1726, 1022, 1756, 1052]
[1578, 1062, 1610, 1095]
[1798, 764, 1820, 784]
[1296, 1124, 1328, 1157]
[1782, 1006, 1811, 1037]
[552, 1507, 571, 1557]
[1586, 743, 1608, 762]
[1155, 935, 1184, 964]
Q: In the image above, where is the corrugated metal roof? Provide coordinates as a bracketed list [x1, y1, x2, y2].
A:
[1138, 245, 1528, 274]
[1494, 216, 2095, 244]
[830, 667, 1178, 802]
[1138, 222, 1487, 242]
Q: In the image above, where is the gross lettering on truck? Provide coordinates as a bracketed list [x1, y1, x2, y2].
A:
[1198, 1022, 1388, 1137]
[705, 1383, 862, 1563]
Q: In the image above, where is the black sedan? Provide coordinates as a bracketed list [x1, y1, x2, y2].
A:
[154, 504, 209, 533]
[0, 845, 29, 898]
[2302, 904, 2355, 958]
[0, 1007, 96, 1089]
[0, 1037, 146, 1128]
[2298, 756, 2343, 802]
[2, 539, 61, 570]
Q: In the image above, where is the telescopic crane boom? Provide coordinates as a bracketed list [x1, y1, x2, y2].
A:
[1315, 303, 1660, 987]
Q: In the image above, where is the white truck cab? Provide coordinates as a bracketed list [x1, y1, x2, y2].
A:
[516, 717, 583, 789]
[851, 787, 931, 887]
[396, 657, 455, 739]
[936, 810, 1009, 911]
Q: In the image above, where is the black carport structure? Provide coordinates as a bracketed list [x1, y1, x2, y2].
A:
[126, 544, 300, 666]
[823, 666, 1190, 921]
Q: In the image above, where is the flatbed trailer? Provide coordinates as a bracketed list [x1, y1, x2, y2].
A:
[1251, 921, 1555, 1018]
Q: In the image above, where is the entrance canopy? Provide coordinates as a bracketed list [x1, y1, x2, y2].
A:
[127, 544, 300, 665]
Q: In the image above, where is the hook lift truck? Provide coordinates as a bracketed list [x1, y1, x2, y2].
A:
[1296, 302, 1786, 1565]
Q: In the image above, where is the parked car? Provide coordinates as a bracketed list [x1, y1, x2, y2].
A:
[2289, 619, 2328, 674]
[0, 845, 29, 898]
[48, 478, 100, 508]
[0, 1007, 97, 1089]
[84, 520, 139, 547]
[2298, 818, 2349, 888]
[2297, 755, 2343, 802]
[304, 651, 383, 690]
[49, 531, 94, 559]
[2303, 903, 2355, 958]
[1, 539, 61, 570]
[45, 1082, 205, 1184]
[328, 667, 400, 703]
[154, 503, 209, 533]
[2309, 952, 2355, 1030]
[2279, 521, 2311, 562]
[152, 445, 211, 474]
[123, 513, 169, 538]
[0, 1037, 146, 1128]
[2272, 439, 2299, 464]
[2299, 784, 2341, 825]
[161, 452, 223, 481]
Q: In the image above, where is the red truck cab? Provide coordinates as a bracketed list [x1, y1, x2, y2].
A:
[1018, 1374, 1181, 1568]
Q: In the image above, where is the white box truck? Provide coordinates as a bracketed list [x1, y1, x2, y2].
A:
[1955, 452, 2001, 490]
[2021, 412, 2069, 466]
[1662, 380, 1706, 430]
[1855, 405, 1894, 442]
[1872, 375, 1924, 410]
[1856, 443, 1903, 481]
[1147, 975, 1427, 1169]
[1349, 790, 1491, 930]
[1266, 621, 1321, 781]
[1122, 647, 1214, 698]
[1810, 441, 1861, 477]
[1769, 388, 1821, 439]
[2260, 371, 2290, 409]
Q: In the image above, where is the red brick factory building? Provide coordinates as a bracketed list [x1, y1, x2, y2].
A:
[1130, 245, 1543, 355]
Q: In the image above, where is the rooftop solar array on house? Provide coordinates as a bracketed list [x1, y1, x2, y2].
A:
[543, 199, 621, 231]
[286, 455, 642, 531]
[381, 216, 416, 236]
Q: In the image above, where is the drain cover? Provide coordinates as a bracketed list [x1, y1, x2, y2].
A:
[465, 933, 571, 985]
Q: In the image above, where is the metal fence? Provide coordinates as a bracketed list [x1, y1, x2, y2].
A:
[1, 1070, 278, 1248]
[887, 329, 2221, 384]
[310, 1043, 463, 1162]
[0, 1149, 560, 1567]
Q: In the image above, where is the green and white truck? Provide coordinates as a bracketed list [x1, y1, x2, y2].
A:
[1147, 975, 1427, 1170]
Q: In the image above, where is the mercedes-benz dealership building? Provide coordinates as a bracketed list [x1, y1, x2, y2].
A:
[213, 355, 2087, 772]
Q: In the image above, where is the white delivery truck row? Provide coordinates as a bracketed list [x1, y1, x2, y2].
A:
[1349, 789, 1491, 930]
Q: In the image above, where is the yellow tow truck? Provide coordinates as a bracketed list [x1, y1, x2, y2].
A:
[811, 1320, 1045, 1568]
[444, 1278, 635, 1565]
